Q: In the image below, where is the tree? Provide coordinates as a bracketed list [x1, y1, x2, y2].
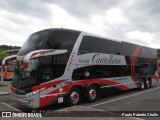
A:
[0, 49, 8, 60]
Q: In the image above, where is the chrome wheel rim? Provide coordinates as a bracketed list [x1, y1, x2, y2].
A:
[89, 88, 96, 100]
[141, 81, 144, 89]
[146, 80, 150, 88]
[70, 91, 79, 104]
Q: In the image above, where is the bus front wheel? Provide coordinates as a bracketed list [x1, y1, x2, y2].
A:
[140, 80, 145, 90]
[66, 87, 81, 106]
[145, 79, 151, 89]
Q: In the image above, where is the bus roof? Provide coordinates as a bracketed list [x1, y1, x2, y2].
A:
[29, 28, 156, 49]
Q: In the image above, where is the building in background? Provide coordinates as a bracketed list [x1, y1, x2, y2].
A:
[4, 49, 19, 56]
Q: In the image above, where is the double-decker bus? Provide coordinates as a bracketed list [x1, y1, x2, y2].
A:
[11, 28, 158, 108]
[2, 55, 17, 81]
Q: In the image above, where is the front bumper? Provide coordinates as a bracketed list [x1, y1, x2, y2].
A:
[11, 92, 40, 109]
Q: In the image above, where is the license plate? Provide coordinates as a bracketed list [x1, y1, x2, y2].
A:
[58, 97, 63, 103]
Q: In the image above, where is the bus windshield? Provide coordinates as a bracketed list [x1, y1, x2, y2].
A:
[13, 58, 39, 89]
[19, 30, 48, 56]
[7, 67, 15, 72]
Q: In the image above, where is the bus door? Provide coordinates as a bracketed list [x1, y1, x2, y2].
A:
[37, 50, 68, 107]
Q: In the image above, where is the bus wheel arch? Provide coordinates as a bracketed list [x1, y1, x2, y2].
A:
[66, 85, 83, 106]
[86, 83, 100, 102]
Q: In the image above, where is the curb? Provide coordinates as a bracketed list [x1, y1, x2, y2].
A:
[0, 92, 11, 96]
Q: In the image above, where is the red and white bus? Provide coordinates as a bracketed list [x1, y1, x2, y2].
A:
[11, 28, 158, 108]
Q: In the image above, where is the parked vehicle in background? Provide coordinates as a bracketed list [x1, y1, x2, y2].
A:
[3, 66, 15, 80]
[11, 28, 158, 109]
[0, 66, 2, 81]
[2, 55, 16, 81]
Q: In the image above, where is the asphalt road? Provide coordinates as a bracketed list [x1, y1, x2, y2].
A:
[0, 84, 160, 120]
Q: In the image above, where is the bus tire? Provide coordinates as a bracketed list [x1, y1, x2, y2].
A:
[145, 78, 151, 89]
[66, 87, 81, 106]
[139, 79, 145, 90]
[86, 85, 98, 102]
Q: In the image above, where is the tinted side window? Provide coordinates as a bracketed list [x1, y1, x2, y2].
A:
[19, 30, 48, 56]
[119, 42, 136, 57]
[72, 65, 130, 80]
[40, 56, 53, 83]
[39, 54, 67, 83]
[78, 36, 119, 54]
[45, 30, 80, 51]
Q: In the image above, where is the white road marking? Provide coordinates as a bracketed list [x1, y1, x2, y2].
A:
[1, 102, 22, 112]
[58, 105, 104, 111]
[79, 105, 104, 111]
[58, 105, 79, 111]
[130, 117, 145, 120]
[0, 92, 10, 95]
[88, 86, 160, 108]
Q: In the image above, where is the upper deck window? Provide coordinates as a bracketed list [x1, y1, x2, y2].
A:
[78, 36, 118, 54]
[19, 30, 48, 56]
[45, 30, 80, 51]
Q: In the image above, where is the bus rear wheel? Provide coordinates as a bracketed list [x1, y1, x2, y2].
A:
[86, 85, 98, 102]
[145, 79, 151, 89]
[67, 87, 81, 106]
[140, 80, 145, 90]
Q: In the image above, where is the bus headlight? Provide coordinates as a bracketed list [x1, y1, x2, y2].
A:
[26, 93, 33, 97]
[26, 90, 39, 97]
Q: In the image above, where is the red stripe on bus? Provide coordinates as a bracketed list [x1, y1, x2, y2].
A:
[11, 85, 16, 93]
[32, 79, 67, 92]
[151, 75, 158, 81]
[63, 79, 129, 92]
[39, 79, 129, 107]
[40, 89, 59, 107]
[31, 50, 55, 58]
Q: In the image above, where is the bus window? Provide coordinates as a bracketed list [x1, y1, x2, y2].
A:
[78, 36, 116, 54]
[45, 30, 80, 51]
[7, 67, 15, 72]
[19, 30, 48, 56]
[39, 54, 67, 83]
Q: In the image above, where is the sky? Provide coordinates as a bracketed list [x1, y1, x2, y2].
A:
[0, 0, 160, 48]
